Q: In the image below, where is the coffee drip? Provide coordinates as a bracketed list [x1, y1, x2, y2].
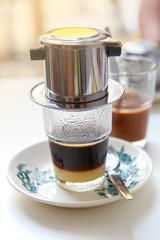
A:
[29, 27, 124, 192]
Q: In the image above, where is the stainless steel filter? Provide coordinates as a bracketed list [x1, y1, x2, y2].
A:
[30, 27, 122, 106]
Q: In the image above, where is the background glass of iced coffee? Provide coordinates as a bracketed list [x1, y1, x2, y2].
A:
[109, 56, 157, 148]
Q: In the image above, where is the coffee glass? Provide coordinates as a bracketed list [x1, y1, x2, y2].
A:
[109, 55, 157, 148]
[43, 103, 112, 192]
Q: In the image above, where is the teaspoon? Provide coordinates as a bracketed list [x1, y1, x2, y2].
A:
[106, 146, 133, 200]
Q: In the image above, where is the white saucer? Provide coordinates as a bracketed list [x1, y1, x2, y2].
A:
[7, 137, 152, 208]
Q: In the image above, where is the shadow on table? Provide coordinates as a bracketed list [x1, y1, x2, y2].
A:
[10, 180, 156, 240]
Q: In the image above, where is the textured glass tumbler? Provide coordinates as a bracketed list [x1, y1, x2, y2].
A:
[43, 104, 112, 192]
[109, 56, 157, 148]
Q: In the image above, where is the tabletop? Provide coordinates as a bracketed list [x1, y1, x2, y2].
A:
[1, 77, 160, 240]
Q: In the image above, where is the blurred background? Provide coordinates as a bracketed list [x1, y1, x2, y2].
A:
[0, 0, 141, 79]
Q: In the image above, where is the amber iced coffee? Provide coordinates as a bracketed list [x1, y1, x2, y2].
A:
[111, 92, 150, 142]
[109, 56, 157, 148]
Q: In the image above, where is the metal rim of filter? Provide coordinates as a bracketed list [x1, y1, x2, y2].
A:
[30, 79, 124, 110]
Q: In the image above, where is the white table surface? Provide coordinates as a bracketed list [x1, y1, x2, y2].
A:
[1, 77, 160, 240]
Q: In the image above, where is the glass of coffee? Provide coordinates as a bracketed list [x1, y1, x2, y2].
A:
[109, 55, 157, 148]
[43, 103, 112, 192]
[30, 27, 124, 192]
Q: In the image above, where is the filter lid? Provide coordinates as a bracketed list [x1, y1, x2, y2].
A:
[39, 27, 110, 46]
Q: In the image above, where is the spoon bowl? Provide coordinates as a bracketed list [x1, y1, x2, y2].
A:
[106, 146, 120, 171]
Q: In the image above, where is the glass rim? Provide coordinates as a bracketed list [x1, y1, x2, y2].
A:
[109, 55, 158, 77]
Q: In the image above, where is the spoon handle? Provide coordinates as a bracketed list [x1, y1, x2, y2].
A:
[108, 170, 133, 200]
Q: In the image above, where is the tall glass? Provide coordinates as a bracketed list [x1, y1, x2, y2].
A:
[109, 56, 157, 148]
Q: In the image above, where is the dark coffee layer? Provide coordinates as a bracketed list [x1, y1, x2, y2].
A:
[49, 138, 108, 172]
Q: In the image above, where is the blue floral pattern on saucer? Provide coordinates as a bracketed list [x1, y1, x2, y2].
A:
[17, 164, 55, 193]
